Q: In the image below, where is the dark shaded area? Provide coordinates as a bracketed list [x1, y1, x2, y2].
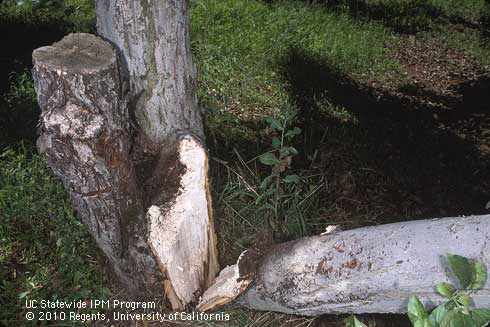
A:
[0, 73, 39, 149]
[0, 10, 66, 92]
[279, 47, 489, 222]
[456, 75, 490, 113]
[0, 8, 69, 148]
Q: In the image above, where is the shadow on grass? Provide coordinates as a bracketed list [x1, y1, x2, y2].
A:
[279, 0, 444, 34]
[269, 0, 485, 35]
[279, 47, 489, 222]
[0, 8, 69, 148]
[0, 10, 67, 93]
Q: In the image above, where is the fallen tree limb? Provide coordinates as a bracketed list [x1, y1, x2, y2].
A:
[198, 215, 490, 316]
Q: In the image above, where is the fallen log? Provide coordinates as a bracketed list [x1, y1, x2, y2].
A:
[198, 215, 490, 316]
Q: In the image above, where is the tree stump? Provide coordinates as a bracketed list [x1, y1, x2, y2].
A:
[33, 33, 219, 305]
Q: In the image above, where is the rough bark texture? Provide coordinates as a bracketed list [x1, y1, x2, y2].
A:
[95, 0, 203, 144]
[32, 33, 163, 296]
[94, 0, 219, 304]
[34, 0, 218, 305]
[199, 215, 490, 316]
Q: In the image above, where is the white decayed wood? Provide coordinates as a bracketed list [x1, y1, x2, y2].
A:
[199, 215, 490, 316]
[147, 135, 219, 309]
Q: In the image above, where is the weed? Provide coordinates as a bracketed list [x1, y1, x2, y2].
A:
[211, 108, 326, 263]
[347, 254, 490, 327]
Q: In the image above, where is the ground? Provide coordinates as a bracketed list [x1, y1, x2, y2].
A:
[0, 0, 489, 326]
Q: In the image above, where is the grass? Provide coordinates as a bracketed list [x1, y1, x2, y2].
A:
[191, 0, 401, 143]
[1, 0, 490, 326]
[0, 71, 39, 149]
[0, 146, 110, 326]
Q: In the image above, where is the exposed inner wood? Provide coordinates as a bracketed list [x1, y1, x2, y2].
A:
[147, 135, 219, 309]
[197, 250, 255, 312]
[199, 215, 490, 316]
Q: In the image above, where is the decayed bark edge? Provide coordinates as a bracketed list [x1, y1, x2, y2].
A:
[146, 135, 219, 309]
[198, 215, 490, 316]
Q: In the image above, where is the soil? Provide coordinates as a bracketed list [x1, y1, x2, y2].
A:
[279, 30, 490, 233]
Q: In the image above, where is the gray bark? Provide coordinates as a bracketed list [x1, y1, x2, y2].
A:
[33, 33, 162, 296]
[199, 215, 490, 316]
[95, 0, 203, 144]
[32, 32, 219, 305]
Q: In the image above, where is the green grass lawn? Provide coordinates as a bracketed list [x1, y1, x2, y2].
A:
[192, 0, 401, 139]
[1, 0, 490, 325]
[0, 147, 111, 326]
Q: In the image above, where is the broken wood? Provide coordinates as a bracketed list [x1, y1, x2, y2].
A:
[198, 215, 490, 316]
[33, 33, 218, 304]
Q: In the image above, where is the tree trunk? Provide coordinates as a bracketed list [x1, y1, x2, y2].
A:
[95, 0, 202, 144]
[32, 0, 219, 307]
[198, 214, 490, 316]
[33, 33, 158, 296]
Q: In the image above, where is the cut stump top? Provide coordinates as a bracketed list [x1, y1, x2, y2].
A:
[32, 33, 116, 73]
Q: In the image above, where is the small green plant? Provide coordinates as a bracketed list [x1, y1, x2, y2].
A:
[212, 107, 325, 261]
[256, 108, 306, 236]
[345, 254, 490, 327]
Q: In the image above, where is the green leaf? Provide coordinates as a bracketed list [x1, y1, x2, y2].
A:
[259, 175, 274, 190]
[281, 146, 299, 156]
[285, 127, 301, 138]
[259, 152, 280, 166]
[441, 309, 461, 327]
[18, 291, 30, 299]
[284, 174, 300, 184]
[430, 303, 453, 326]
[437, 282, 454, 298]
[266, 117, 283, 131]
[448, 311, 478, 327]
[272, 137, 281, 149]
[471, 309, 490, 327]
[343, 315, 368, 327]
[408, 295, 429, 325]
[468, 263, 487, 290]
[447, 254, 473, 289]
[414, 319, 434, 327]
[456, 294, 473, 307]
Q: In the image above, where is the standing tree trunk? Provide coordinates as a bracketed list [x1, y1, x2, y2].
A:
[32, 0, 219, 309]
